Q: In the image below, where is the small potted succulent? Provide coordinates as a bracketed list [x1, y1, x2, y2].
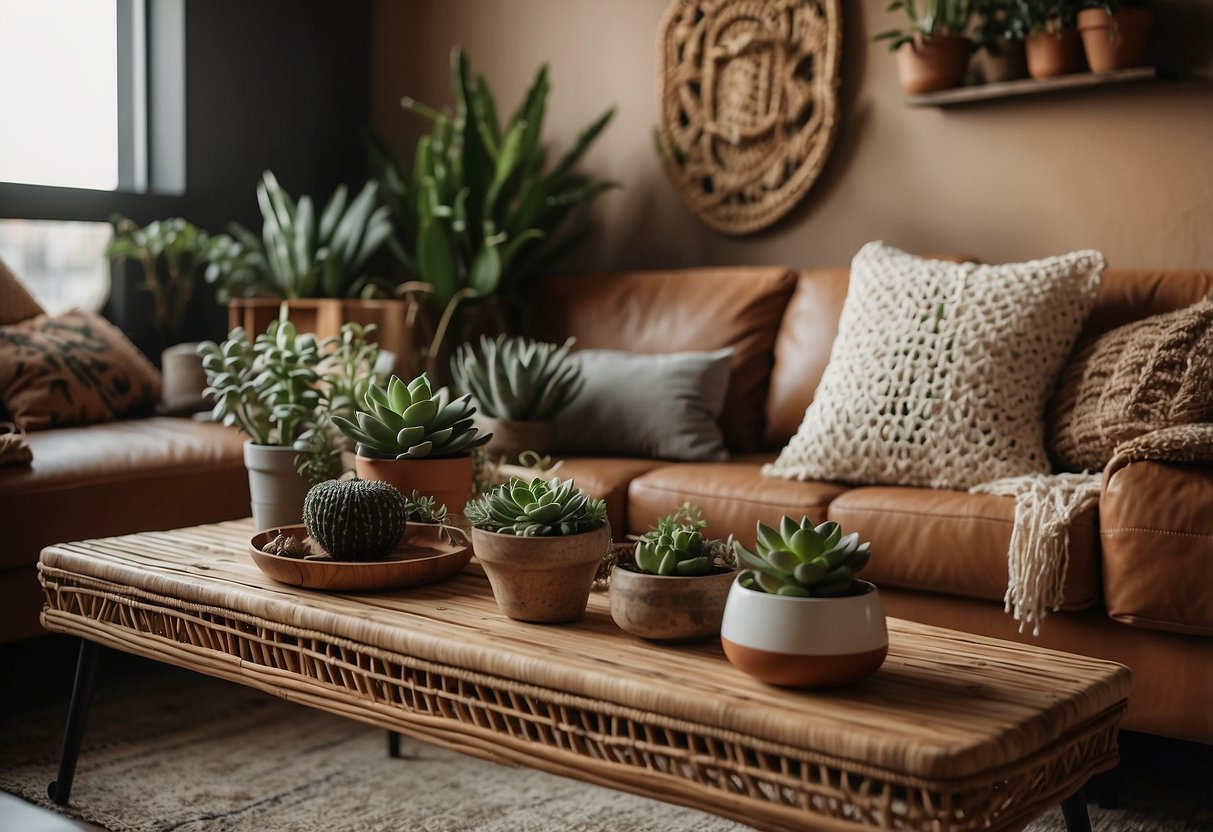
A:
[973, 0, 1030, 82]
[1019, 0, 1084, 78]
[875, 0, 975, 94]
[465, 476, 609, 623]
[608, 504, 737, 641]
[450, 335, 584, 462]
[1077, 0, 1152, 73]
[720, 516, 887, 688]
[333, 373, 491, 511]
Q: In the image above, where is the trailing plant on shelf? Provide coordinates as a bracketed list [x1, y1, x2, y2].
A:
[631, 503, 734, 577]
[451, 335, 584, 421]
[733, 516, 872, 598]
[106, 216, 212, 339]
[874, 0, 975, 50]
[205, 171, 394, 301]
[333, 373, 490, 460]
[465, 476, 606, 537]
[368, 47, 617, 364]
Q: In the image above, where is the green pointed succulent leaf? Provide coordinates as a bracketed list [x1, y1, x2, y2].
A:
[741, 515, 873, 596]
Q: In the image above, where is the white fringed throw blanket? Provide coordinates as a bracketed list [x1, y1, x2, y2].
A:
[973, 423, 1213, 636]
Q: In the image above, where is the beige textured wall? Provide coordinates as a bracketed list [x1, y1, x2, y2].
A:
[371, 0, 1213, 272]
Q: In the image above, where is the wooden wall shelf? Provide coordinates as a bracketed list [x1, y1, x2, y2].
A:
[908, 66, 1159, 107]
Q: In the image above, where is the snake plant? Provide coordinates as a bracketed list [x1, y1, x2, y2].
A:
[734, 516, 872, 597]
[450, 335, 584, 421]
[369, 47, 617, 311]
[332, 373, 490, 459]
[465, 476, 607, 537]
[205, 171, 394, 300]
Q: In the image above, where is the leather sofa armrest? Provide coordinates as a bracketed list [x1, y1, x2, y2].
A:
[1100, 454, 1213, 636]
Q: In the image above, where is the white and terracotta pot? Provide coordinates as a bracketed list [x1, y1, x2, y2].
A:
[608, 565, 736, 641]
[243, 442, 310, 531]
[720, 579, 888, 688]
[355, 454, 474, 516]
[472, 525, 610, 623]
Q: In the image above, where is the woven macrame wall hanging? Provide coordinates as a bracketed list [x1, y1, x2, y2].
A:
[656, 0, 842, 235]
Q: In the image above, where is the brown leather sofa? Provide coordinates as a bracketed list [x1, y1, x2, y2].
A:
[534, 265, 1213, 746]
[0, 417, 250, 642]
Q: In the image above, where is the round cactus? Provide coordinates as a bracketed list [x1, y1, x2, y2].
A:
[302, 479, 406, 561]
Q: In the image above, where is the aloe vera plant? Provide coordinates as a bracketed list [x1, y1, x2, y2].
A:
[734, 516, 872, 597]
[450, 335, 584, 420]
[332, 373, 490, 459]
[205, 171, 394, 300]
[370, 48, 616, 312]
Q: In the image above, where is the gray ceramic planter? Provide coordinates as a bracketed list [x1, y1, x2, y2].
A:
[243, 442, 309, 531]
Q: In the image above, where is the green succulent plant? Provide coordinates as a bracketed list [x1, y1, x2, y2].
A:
[633, 503, 734, 577]
[205, 171, 394, 301]
[450, 335, 584, 421]
[332, 372, 490, 459]
[734, 516, 872, 598]
[465, 476, 607, 537]
[402, 489, 449, 524]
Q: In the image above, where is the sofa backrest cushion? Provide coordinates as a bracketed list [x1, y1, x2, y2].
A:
[532, 267, 797, 453]
[1082, 269, 1213, 339]
[764, 267, 850, 447]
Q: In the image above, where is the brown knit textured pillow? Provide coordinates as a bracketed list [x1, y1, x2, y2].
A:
[0, 256, 45, 325]
[0, 310, 161, 431]
[1048, 297, 1213, 471]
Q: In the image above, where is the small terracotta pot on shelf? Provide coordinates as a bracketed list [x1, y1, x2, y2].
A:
[1078, 7, 1152, 74]
[355, 454, 474, 516]
[1025, 28, 1085, 79]
[895, 34, 973, 94]
[472, 525, 610, 623]
[977, 37, 1029, 83]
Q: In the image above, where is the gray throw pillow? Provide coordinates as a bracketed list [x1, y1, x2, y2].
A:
[554, 348, 733, 461]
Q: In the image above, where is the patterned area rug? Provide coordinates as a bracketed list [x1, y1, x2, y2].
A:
[1, 650, 1209, 832]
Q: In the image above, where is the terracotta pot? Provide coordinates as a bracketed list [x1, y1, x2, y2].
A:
[1025, 28, 1085, 79]
[895, 35, 973, 94]
[243, 442, 310, 531]
[476, 417, 554, 463]
[608, 564, 737, 640]
[1078, 7, 1152, 74]
[720, 579, 888, 688]
[977, 37, 1028, 83]
[354, 454, 474, 516]
[472, 525, 610, 623]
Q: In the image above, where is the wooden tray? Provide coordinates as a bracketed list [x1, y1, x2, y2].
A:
[248, 523, 471, 591]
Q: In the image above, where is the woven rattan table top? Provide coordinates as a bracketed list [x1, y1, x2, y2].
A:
[39, 520, 1130, 832]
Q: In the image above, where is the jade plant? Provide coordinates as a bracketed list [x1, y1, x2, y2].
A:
[734, 516, 872, 597]
[302, 478, 406, 562]
[450, 335, 584, 421]
[875, 0, 975, 49]
[632, 504, 734, 577]
[332, 373, 491, 459]
[465, 476, 606, 537]
[205, 171, 394, 301]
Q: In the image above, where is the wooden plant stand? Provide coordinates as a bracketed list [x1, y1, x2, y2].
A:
[38, 520, 1130, 832]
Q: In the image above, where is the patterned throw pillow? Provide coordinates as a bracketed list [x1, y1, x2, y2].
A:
[764, 243, 1105, 490]
[0, 256, 45, 325]
[1048, 298, 1213, 472]
[0, 310, 161, 431]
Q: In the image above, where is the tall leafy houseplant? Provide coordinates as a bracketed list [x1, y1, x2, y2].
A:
[875, 0, 975, 94]
[205, 171, 394, 301]
[106, 216, 211, 340]
[371, 48, 617, 365]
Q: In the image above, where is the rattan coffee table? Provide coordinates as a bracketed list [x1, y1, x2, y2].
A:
[38, 520, 1130, 832]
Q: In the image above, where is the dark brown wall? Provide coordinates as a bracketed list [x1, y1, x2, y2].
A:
[371, 0, 1213, 273]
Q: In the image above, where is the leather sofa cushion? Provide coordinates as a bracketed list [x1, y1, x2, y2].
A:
[1101, 458, 1213, 636]
[531, 267, 797, 453]
[627, 456, 849, 545]
[0, 417, 251, 572]
[1081, 268, 1213, 340]
[540, 457, 667, 538]
[827, 487, 1100, 611]
[764, 267, 850, 447]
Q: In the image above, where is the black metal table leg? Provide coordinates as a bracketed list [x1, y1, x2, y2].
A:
[1060, 788, 1092, 832]
[387, 730, 401, 758]
[47, 640, 102, 806]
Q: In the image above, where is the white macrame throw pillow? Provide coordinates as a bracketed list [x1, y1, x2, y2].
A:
[764, 243, 1105, 490]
